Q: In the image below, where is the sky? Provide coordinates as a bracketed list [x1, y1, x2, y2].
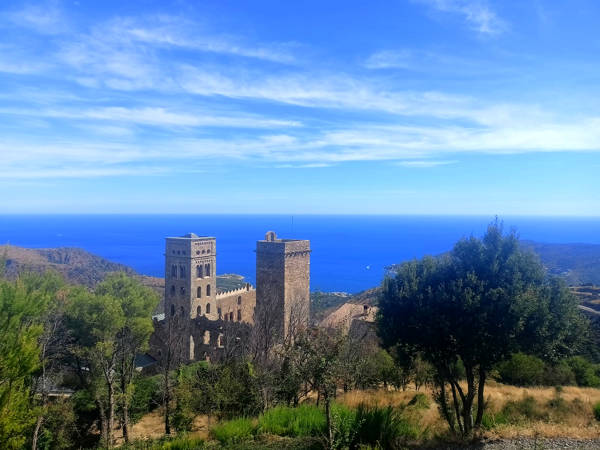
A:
[0, 0, 599, 215]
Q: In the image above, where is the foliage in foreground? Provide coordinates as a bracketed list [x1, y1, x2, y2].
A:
[211, 403, 420, 450]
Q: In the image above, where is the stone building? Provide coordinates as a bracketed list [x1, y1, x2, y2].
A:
[256, 231, 311, 340]
[151, 231, 310, 363]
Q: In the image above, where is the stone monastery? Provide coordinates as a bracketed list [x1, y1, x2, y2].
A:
[151, 231, 311, 363]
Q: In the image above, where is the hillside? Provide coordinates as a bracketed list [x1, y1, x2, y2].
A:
[0, 245, 250, 315]
[522, 240, 600, 285]
[1, 244, 136, 287]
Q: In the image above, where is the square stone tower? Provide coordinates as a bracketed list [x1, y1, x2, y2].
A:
[255, 231, 311, 340]
[164, 233, 217, 321]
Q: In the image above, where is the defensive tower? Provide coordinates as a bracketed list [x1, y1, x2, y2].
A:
[255, 231, 311, 340]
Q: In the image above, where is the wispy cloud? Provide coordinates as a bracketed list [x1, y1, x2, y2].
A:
[415, 0, 506, 35]
[0, 106, 301, 129]
[396, 160, 457, 167]
[4, 1, 66, 34]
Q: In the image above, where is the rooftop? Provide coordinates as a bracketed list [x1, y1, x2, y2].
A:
[166, 233, 215, 240]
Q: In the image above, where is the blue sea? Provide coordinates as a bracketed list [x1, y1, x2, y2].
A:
[1, 215, 599, 293]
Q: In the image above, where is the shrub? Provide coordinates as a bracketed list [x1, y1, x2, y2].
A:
[330, 404, 357, 450]
[121, 435, 206, 449]
[353, 404, 419, 449]
[496, 353, 545, 386]
[130, 375, 161, 422]
[499, 395, 547, 424]
[211, 417, 256, 444]
[542, 361, 576, 386]
[407, 392, 430, 409]
[566, 356, 600, 387]
[258, 405, 326, 437]
[594, 402, 600, 421]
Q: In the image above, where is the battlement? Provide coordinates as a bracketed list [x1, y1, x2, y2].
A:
[216, 283, 255, 299]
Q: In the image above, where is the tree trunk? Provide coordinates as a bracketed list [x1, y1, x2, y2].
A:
[324, 392, 333, 449]
[462, 367, 476, 436]
[450, 380, 464, 436]
[107, 381, 115, 448]
[31, 414, 44, 450]
[475, 368, 486, 428]
[97, 399, 108, 448]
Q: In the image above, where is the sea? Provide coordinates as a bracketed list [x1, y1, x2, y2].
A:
[1, 215, 599, 293]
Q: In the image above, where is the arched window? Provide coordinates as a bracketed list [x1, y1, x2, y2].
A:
[171, 265, 177, 278]
[237, 296, 242, 305]
[180, 287, 185, 296]
[205, 263, 210, 277]
[170, 304, 175, 316]
[203, 330, 210, 345]
[229, 312, 233, 321]
[170, 285, 175, 296]
[197, 265, 203, 278]
[179, 266, 186, 279]
[206, 303, 211, 314]
[197, 286, 201, 298]
[237, 309, 242, 321]
[180, 306, 184, 317]
[197, 305, 201, 317]
[218, 307, 222, 319]
[206, 284, 211, 296]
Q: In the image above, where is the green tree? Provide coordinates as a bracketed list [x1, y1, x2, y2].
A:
[66, 287, 124, 447]
[95, 273, 158, 443]
[378, 221, 585, 437]
[0, 275, 49, 449]
[290, 327, 345, 447]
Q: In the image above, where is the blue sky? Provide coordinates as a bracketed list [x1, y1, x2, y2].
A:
[0, 0, 599, 214]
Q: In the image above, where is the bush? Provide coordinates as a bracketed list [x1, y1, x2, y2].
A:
[122, 435, 206, 449]
[496, 353, 545, 386]
[258, 405, 326, 437]
[542, 361, 576, 386]
[594, 402, 600, 421]
[211, 418, 256, 444]
[353, 404, 419, 449]
[499, 396, 547, 424]
[566, 356, 600, 387]
[407, 392, 430, 410]
[330, 404, 357, 450]
[130, 375, 161, 422]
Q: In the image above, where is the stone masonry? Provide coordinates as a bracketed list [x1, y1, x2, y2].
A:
[152, 231, 309, 363]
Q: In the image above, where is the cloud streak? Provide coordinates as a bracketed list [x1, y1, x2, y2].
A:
[415, 0, 506, 35]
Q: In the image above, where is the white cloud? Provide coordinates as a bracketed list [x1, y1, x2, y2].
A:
[396, 160, 457, 167]
[0, 106, 301, 129]
[415, 0, 506, 35]
[5, 1, 66, 34]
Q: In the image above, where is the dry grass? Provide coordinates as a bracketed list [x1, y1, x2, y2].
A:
[336, 382, 600, 439]
[113, 409, 212, 445]
[119, 383, 600, 445]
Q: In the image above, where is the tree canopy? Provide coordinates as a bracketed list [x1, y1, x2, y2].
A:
[377, 221, 586, 435]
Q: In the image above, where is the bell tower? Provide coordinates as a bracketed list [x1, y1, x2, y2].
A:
[164, 233, 216, 321]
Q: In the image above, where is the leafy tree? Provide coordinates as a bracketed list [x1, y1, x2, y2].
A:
[66, 287, 124, 447]
[95, 273, 158, 443]
[66, 273, 158, 446]
[378, 221, 586, 436]
[290, 327, 345, 447]
[0, 275, 49, 449]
